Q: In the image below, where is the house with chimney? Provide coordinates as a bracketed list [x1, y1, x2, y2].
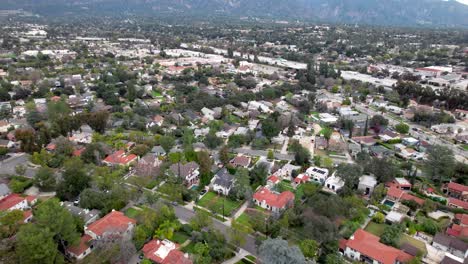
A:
[169, 162, 200, 188]
[253, 187, 294, 213]
[142, 239, 192, 264]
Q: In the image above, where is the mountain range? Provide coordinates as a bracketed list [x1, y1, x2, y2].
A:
[2, 0, 468, 28]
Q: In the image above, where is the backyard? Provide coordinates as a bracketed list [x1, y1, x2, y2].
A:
[197, 191, 243, 217]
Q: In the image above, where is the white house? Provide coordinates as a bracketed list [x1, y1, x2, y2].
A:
[324, 173, 345, 193]
[305, 166, 329, 184]
[274, 163, 301, 181]
[358, 175, 378, 195]
[212, 168, 235, 196]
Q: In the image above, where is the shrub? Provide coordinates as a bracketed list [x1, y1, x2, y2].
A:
[372, 212, 385, 224]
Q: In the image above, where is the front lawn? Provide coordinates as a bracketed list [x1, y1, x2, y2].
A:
[197, 192, 242, 217]
[398, 234, 427, 255]
[172, 231, 190, 244]
[364, 222, 387, 236]
[125, 207, 141, 219]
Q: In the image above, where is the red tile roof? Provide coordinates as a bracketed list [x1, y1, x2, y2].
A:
[294, 174, 310, 184]
[415, 67, 441, 72]
[103, 150, 138, 165]
[267, 175, 280, 184]
[387, 187, 404, 200]
[23, 210, 33, 222]
[344, 229, 413, 264]
[73, 147, 86, 157]
[253, 187, 294, 209]
[455, 214, 468, 226]
[86, 210, 136, 237]
[449, 198, 468, 210]
[230, 155, 251, 167]
[0, 194, 26, 210]
[67, 234, 92, 256]
[401, 193, 425, 206]
[447, 182, 468, 193]
[142, 239, 192, 264]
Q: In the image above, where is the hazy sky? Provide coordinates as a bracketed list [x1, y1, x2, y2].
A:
[456, 0, 468, 4]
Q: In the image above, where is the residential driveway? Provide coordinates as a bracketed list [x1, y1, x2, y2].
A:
[0, 153, 37, 178]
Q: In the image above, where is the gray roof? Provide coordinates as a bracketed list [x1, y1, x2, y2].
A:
[151, 146, 166, 154]
[213, 168, 235, 189]
[0, 183, 11, 196]
[433, 233, 468, 252]
[62, 201, 100, 224]
[169, 162, 199, 178]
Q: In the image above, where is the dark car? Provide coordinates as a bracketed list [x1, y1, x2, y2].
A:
[199, 189, 207, 196]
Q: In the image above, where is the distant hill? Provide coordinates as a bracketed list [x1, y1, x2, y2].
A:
[2, 0, 468, 28]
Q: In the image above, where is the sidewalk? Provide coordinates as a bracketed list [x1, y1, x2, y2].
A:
[233, 201, 249, 219]
[222, 249, 249, 264]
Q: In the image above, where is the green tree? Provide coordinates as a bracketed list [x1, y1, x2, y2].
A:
[154, 220, 180, 240]
[267, 149, 275, 160]
[232, 168, 252, 200]
[372, 212, 385, 224]
[57, 158, 91, 200]
[294, 146, 310, 166]
[159, 135, 175, 152]
[16, 224, 60, 264]
[34, 198, 80, 248]
[299, 239, 319, 260]
[320, 126, 333, 148]
[34, 167, 56, 191]
[190, 210, 212, 231]
[229, 219, 249, 247]
[395, 123, 410, 134]
[0, 210, 24, 237]
[262, 118, 280, 139]
[424, 145, 455, 183]
[219, 145, 230, 165]
[259, 238, 306, 264]
[380, 224, 403, 247]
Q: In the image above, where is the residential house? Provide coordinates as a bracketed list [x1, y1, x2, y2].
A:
[142, 239, 192, 264]
[68, 210, 136, 260]
[379, 130, 400, 142]
[0, 120, 11, 133]
[305, 166, 329, 185]
[402, 137, 419, 146]
[387, 178, 412, 190]
[66, 235, 94, 261]
[253, 187, 294, 213]
[448, 198, 468, 211]
[353, 136, 377, 148]
[0, 193, 36, 223]
[69, 124, 93, 144]
[369, 145, 393, 159]
[84, 210, 136, 240]
[266, 175, 280, 188]
[444, 182, 468, 202]
[432, 233, 468, 260]
[293, 174, 310, 187]
[446, 214, 468, 240]
[201, 107, 216, 120]
[0, 139, 14, 148]
[150, 146, 166, 156]
[328, 131, 347, 153]
[62, 201, 100, 226]
[169, 162, 200, 188]
[102, 150, 138, 167]
[212, 168, 235, 196]
[274, 163, 301, 181]
[358, 175, 378, 195]
[135, 153, 162, 177]
[324, 174, 345, 193]
[385, 187, 425, 206]
[340, 229, 413, 264]
[230, 155, 252, 169]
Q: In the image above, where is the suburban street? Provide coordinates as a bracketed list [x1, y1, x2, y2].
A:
[0, 153, 38, 178]
[233, 148, 294, 161]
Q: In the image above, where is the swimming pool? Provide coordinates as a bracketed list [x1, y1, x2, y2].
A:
[383, 199, 395, 207]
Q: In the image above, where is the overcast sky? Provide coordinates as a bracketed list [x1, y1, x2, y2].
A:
[456, 0, 468, 5]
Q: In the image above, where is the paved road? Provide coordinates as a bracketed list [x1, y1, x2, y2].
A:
[173, 205, 258, 255]
[233, 148, 294, 161]
[0, 153, 37, 178]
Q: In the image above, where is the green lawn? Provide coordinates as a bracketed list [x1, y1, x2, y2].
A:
[125, 207, 141, 219]
[462, 144, 468, 151]
[364, 222, 387, 236]
[197, 192, 242, 217]
[398, 234, 427, 255]
[172, 231, 190, 244]
[278, 181, 304, 200]
[152, 91, 162, 97]
[236, 212, 251, 226]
